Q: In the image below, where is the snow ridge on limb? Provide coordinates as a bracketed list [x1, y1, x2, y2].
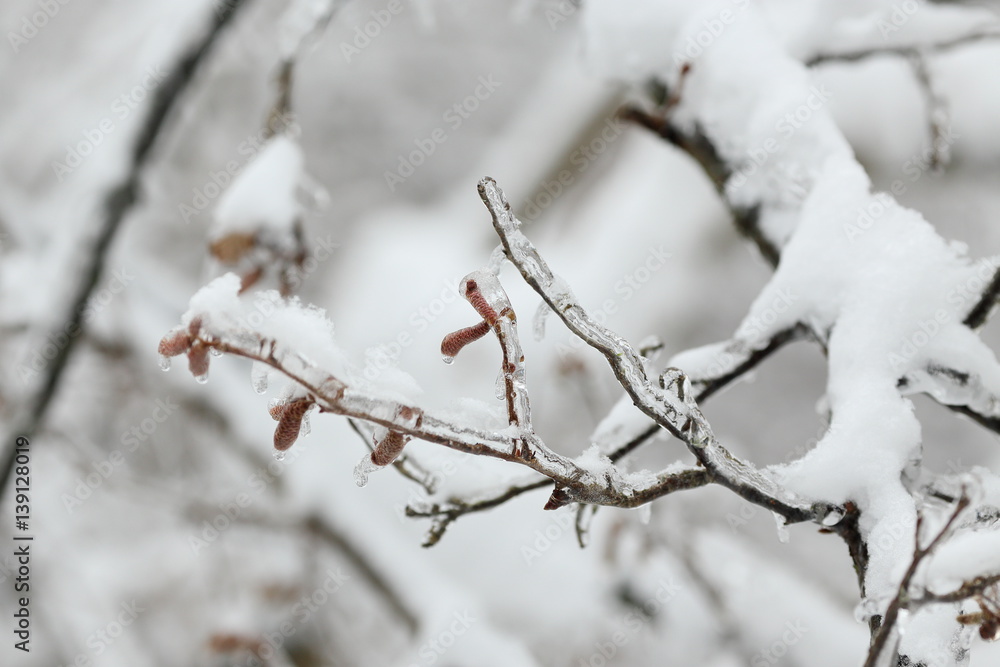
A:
[587, 1, 1000, 662]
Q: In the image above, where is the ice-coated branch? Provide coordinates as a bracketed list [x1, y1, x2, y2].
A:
[441, 270, 535, 455]
[403, 318, 801, 545]
[478, 177, 820, 523]
[158, 278, 728, 518]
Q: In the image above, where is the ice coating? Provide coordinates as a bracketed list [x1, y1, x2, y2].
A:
[479, 176, 814, 520]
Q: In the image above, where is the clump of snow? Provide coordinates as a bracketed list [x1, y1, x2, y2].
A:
[581, 0, 1000, 613]
[181, 273, 422, 403]
[212, 135, 304, 238]
[437, 397, 509, 432]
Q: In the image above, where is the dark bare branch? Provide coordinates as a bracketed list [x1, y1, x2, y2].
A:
[0, 0, 250, 497]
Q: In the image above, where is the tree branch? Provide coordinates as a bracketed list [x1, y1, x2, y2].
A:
[478, 177, 820, 523]
[864, 492, 971, 667]
[806, 28, 1000, 67]
[0, 0, 250, 497]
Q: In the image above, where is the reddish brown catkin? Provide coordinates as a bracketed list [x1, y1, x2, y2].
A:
[464, 280, 498, 323]
[268, 402, 287, 421]
[187, 341, 210, 377]
[273, 398, 311, 451]
[371, 430, 407, 467]
[158, 328, 191, 357]
[441, 320, 491, 358]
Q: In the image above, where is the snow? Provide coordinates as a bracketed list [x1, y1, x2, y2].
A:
[580, 0, 1000, 616]
[212, 135, 305, 238]
[11, 1, 1000, 666]
[926, 530, 1000, 592]
[179, 273, 423, 404]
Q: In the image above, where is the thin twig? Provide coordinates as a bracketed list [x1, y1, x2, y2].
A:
[806, 29, 1000, 67]
[864, 492, 971, 667]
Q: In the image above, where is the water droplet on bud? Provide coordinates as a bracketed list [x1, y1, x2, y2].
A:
[158, 355, 172, 371]
[273, 450, 286, 462]
[442, 355, 454, 365]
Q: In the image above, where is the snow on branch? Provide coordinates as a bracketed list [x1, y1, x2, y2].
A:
[587, 4, 1000, 660]
[159, 173, 839, 549]
[156, 262, 726, 525]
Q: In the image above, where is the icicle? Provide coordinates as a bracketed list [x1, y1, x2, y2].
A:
[895, 608, 910, 635]
[158, 355, 172, 371]
[251, 362, 270, 394]
[300, 405, 312, 437]
[495, 370, 506, 400]
[533, 301, 551, 342]
[353, 455, 381, 487]
[773, 512, 790, 543]
[854, 597, 883, 623]
[273, 450, 286, 462]
[487, 244, 507, 274]
[638, 503, 652, 525]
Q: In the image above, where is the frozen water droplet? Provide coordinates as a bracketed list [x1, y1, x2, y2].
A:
[251, 362, 269, 394]
[773, 512, 790, 543]
[158, 355, 172, 371]
[353, 456, 380, 487]
[495, 371, 506, 400]
[194, 373, 209, 385]
[209, 347, 223, 357]
[487, 244, 507, 274]
[300, 407, 312, 437]
[533, 301, 551, 342]
[854, 597, 882, 623]
[273, 450, 286, 462]
[442, 355, 454, 365]
[896, 608, 910, 636]
[822, 507, 846, 527]
[638, 503, 652, 525]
